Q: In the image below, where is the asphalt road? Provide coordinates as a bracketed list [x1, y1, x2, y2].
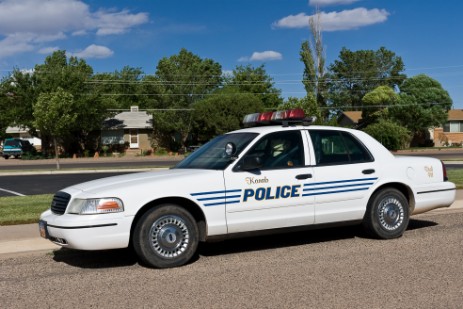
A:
[0, 158, 180, 171]
[0, 157, 182, 197]
[1, 210, 462, 308]
[0, 172, 134, 197]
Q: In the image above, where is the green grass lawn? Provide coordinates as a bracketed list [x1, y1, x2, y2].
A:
[447, 169, 463, 189]
[1, 169, 462, 226]
[0, 194, 52, 226]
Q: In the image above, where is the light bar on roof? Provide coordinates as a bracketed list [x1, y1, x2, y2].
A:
[257, 111, 274, 123]
[242, 113, 260, 126]
[243, 108, 309, 127]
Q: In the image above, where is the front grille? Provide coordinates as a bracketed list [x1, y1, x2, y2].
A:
[51, 191, 71, 215]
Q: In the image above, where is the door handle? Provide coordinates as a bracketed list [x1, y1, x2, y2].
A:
[362, 169, 375, 175]
[296, 174, 312, 180]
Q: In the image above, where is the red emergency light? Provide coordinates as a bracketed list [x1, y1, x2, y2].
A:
[243, 108, 314, 127]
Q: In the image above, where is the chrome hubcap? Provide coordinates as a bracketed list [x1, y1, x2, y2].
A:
[150, 215, 189, 258]
[378, 197, 404, 231]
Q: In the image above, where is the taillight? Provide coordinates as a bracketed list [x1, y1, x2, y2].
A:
[441, 161, 448, 181]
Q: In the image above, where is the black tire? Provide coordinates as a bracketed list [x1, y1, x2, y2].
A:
[363, 188, 409, 239]
[133, 204, 199, 268]
[3, 155, 9, 160]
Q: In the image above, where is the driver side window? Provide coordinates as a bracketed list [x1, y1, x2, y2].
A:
[244, 131, 305, 170]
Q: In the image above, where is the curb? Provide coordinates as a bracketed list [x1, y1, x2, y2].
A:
[0, 224, 59, 256]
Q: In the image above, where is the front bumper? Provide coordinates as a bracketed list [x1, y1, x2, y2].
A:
[39, 210, 134, 250]
[3, 151, 21, 156]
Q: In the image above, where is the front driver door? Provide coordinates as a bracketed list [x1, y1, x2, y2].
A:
[224, 130, 315, 234]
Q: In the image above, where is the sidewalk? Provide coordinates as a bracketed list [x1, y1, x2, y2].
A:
[1, 192, 462, 257]
[0, 224, 60, 256]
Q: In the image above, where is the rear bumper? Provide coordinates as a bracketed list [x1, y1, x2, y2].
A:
[413, 182, 456, 215]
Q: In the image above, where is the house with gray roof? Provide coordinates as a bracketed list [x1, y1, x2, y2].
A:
[101, 106, 153, 151]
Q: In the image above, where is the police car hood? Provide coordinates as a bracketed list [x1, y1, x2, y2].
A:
[63, 168, 220, 195]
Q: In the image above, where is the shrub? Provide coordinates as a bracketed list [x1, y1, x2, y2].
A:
[363, 120, 410, 150]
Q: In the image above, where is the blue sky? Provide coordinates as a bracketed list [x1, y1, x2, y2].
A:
[1, 0, 462, 108]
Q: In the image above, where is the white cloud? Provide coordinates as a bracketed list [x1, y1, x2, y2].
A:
[0, 34, 35, 58]
[93, 9, 149, 36]
[273, 13, 311, 29]
[72, 30, 88, 36]
[70, 44, 114, 59]
[251, 51, 283, 61]
[309, 0, 361, 6]
[0, 0, 89, 37]
[0, 0, 148, 59]
[239, 51, 283, 62]
[273, 8, 389, 31]
[38, 47, 60, 54]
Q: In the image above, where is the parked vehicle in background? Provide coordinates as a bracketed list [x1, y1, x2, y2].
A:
[2, 138, 35, 159]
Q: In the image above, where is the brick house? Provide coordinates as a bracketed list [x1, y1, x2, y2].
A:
[432, 110, 463, 146]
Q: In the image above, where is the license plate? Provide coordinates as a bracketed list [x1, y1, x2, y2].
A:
[39, 220, 49, 239]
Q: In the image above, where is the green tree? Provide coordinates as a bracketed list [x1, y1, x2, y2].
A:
[192, 87, 264, 142]
[300, 41, 316, 94]
[300, 10, 327, 118]
[91, 66, 146, 109]
[33, 50, 110, 155]
[277, 94, 322, 123]
[33, 88, 78, 168]
[390, 74, 452, 146]
[228, 64, 282, 108]
[364, 119, 410, 150]
[35, 51, 93, 94]
[140, 75, 164, 109]
[152, 49, 223, 150]
[360, 85, 398, 127]
[0, 91, 11, 140]
[328, 47, 406, 112]
[0, 69, 38, 138]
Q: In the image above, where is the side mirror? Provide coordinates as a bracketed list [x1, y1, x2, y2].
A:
[225, 142, 236, 157]
[240, 155, 263, 171]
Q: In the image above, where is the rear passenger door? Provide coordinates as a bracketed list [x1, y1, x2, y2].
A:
[308, 129, 379, 224]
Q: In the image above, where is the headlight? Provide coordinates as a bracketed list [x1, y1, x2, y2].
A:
[67, 198, 124, 215]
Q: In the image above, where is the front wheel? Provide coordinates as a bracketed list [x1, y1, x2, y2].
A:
[133, 204, 199, 268]
[363, 188, 409, 239]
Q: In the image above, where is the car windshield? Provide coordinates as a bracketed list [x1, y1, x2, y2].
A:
[175, 132, 258, 170]
[5, 140, 20, 147]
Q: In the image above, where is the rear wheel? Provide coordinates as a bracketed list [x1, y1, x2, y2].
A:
[3, 155, 9, 159]
[133, 204, 199, 268]
[363, 188, 409, 239]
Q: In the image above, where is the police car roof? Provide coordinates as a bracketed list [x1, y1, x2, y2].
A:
[228, 124, 358, 135]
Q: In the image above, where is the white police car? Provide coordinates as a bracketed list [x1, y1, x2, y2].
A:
[39, 109, 456, 268]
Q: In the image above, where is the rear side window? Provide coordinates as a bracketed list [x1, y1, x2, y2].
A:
[309, 130, 373, 165]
